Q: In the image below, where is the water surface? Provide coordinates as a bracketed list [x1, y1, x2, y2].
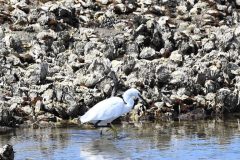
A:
[1, 119, 240, 160]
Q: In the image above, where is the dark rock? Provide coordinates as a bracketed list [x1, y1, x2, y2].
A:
[205, 80, 219, 93]
[122, 56, 136, 75]
[50, 4, 79, 27]
[0, 104, 17, 127]
[216, 88, 239, 112]
[103, 34, 126, 60]
[40, 62, 48, 83]
[4, 34, 23, 53]
[156, 66, 171, 85]
[66, 103, 86, 118]
[0, 144, 14, 160]
[178, 108, 206, 120]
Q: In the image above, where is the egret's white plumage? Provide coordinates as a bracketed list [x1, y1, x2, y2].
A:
[80, 97, 126, 125]
[80, 88, 145, 126]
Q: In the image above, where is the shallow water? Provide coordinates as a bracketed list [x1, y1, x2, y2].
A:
[1, 119, 240, 160]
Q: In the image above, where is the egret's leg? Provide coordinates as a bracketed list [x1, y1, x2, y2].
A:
[110, 123, 118, 137]
[94, 120, 107, 136]
[94, 120, 101, 128]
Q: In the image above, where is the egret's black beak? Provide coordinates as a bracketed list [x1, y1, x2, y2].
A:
[138, 94, 150, 109]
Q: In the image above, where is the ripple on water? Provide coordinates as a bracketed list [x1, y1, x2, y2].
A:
[1, 120, 240, 160]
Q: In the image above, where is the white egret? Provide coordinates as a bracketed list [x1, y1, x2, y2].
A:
[80, 88, 148, 136]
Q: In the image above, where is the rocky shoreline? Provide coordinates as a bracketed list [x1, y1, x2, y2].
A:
[1, 0, 240, 130]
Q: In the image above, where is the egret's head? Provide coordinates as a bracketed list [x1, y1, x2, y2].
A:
[124, 88, 141, 99]
[123, 88, 149, 108]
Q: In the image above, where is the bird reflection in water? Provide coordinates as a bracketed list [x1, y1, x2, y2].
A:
[79, 138, 131, 160]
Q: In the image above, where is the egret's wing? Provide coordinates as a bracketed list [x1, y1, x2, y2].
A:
[80, 97, 125, 123]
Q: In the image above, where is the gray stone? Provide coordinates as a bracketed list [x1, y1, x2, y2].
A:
[207, 65, 221, 81]
[205, 93, 216, 101]
[155, 66, 171, 84]
[215, 26, 233, 49]
[236, 0, 240, 6]
[24, 63, 48, 85]
[34, 100, 43, 114]
[170, 70, 188, 85]
[216, 88, 238, 112]
[204, 41, 215, 52]
[139, 47, 156, 60]
[0, 103, 16, 127]
[0, 27, 4, 39]
[21, 106, 33, 115]
[96, 0, 109, 5]
[177, 87, 191, 96]
[73, 58, 112, 87]
[169, 50, 183, 64]
[4, 34, 23, 53]
[40, 62, 48, 82]
[37, 30, 57, 43]
[122, 56, 136, 75]
[114, 4, 127, 14]
[205, 80, 219, 93]
[234, 25, 240, 42]
[42, 89, 54, 103]
[37, 12, 57, 26]
[66, 104, 84, 118]
[223, 62, 239, 80]
[154, 102, 165, 109]
[11, 8, 28, 25]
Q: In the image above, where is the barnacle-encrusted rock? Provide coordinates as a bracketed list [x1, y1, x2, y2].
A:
[0, 0, 240, 126]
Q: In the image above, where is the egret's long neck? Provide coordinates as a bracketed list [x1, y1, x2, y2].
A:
[123, 94, 134, 113]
